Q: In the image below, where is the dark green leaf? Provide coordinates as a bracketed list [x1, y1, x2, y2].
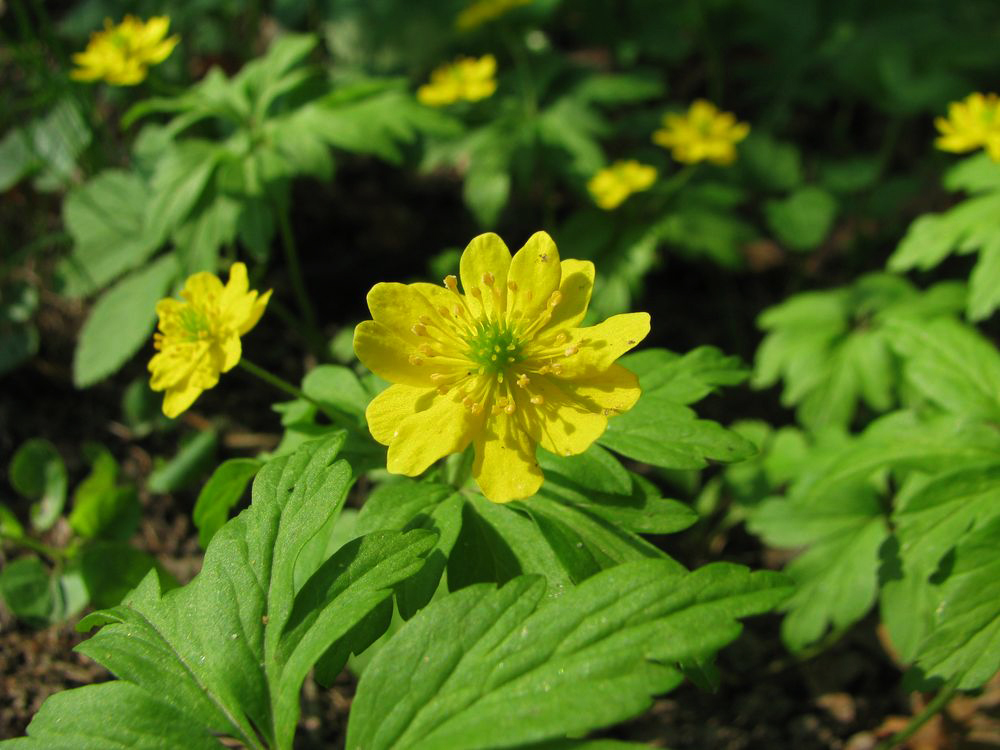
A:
[0, 556, 53, 625]
[764, 186, 838, 251]
[9, 438, 67, 532]
[80, 542, 161, 609]
[192, 458, 263, 548]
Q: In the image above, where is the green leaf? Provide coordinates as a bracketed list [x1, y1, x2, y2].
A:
[9, 438, 67, 532]
[942, 152, 1000, 194]
[80, 542, 161, 609]
[147, 428, 218, 494]
[819, 156, 880, 194]
[346, 561, 791, 750]
[915, 517, 1000, 689]
[749, 487, 889, 651]
[73, 255, 179, 388]
[192, 458, 263, 548]
[0, 127, 36, 191]
[741, 132, 802, 192]
[14, 434, 433, 750]
[571, 72, 664, 104]
[0, 504, 24, 540]
[69, 445, 139, 541]
[764, 186, 838, 251]
[28, 98, 92, 192]
[967, 236, 1000, 321]
[887, 317, 1000, 421]
[0, 556, 54, 625]
[60, 170, 157, 297]
[145, 141, 223, 247]
[302, 365, 370, 420]
[619, 346, 749, 405]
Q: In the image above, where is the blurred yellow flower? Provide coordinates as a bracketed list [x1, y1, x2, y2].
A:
[935, 92, 1000, 162]
[456, 0, 532, 30]
[355, 231, 649, 503]
[417, 55, 498, 107]
[71, 15, 179, 86]
[652, 99, 750, 166]
[149, 263, 271, 418]
[587, 160, 658, 210]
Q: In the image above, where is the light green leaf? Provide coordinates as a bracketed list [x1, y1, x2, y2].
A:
[9, 438, 67, 532]
[15, 435, 433, 750]
[619, 346, 749, 405]
[302, 365, 370, 420]
[942, 152, 1000, 194]
[346, 561, 791, 750]
[192, 458, 263, 548]
[0, 504, 24, 540]
[968, 235, 1000, 321]
[571, 73, 664, 104]
[145, 141, 223, 248]
[73, 254, 179, 387]
[80, 542, 161, 609]
[0, 556, 53, 625]
[764, 186, 838, 251]
[69, 445, 139, 541]
[29, 98, 91, 191]
[916, 517, 1000, 689]
[889, 192, 1000, 271]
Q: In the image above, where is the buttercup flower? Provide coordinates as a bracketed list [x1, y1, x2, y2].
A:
[417, 55, 498, 107]
[934, 92, 1000, 162]
[355, 232, 650, 502]
[456, 0, 532, 31]
[149, 263, 271, 418]
[652, 99, 750, 166]
[71, 15, 179, 86]
[588, 160, 658, 210]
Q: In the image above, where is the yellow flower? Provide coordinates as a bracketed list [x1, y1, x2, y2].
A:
[456, 0, 532, 31]
[71, 15, 179, 86]
[587, 160, 658, 210]
[935, 92, 1000, 162]
[652, 99, 750, 166]
[417, 55, 498, 108]
[149, 263, 271, 418]
[354, 232, 650, 503]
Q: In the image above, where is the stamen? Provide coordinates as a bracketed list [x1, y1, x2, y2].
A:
[437, 385, 451, 395]
[547, 291, 562, 308]
[507, 280, 518, 292]
[419, 344, 436, 356]
[516, 374, 530, 387]
[408, 354, 424, 366]
[438, 306, 451, 317]
[430, 372, 447, 382]
[530, 395, 544, 405]
[419, 315, 433, 325]
[412, 323, 427, 336]
[482, 272, 495, 287]
[504, 401, 516, 414]
[564, 346, 579, 356]
[444, 275, 459, 292]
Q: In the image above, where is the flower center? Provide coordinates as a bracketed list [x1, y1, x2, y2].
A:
[466, 320, 523, 375]
[178, 307, 212, 342]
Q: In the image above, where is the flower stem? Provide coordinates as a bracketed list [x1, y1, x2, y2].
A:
[873, 679, 960, 750]
[274, 199, 326, 360]
[238, 358, 354, 431]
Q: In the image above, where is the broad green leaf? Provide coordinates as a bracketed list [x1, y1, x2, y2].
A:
[28, 98, 92, 192]
[0, 127, 35, 191]
[0, 504, 24, 540]
[619, 346, 749, 405]
[69, 444, 139, 540]
[9, 438, 67, 532]
[145, 141, 223, 248]
[147, 428, 219, 494]
[968, 236, 1000, 321]
[741, 133, 802, 191]
[171, 194, 240, 276]
[571, 73, 664, 104]
[764, 186, 838, 252]
[887, 318, 1000, 421]
[17, 434, 435, 750]
[73, 255, 179, 388]
[346, 561, 792, 750]
[749, 486, 889, 651]
[819, 156, 880, 194]
[916, 517, 1000, 689]
[60, 170, 157, 296]
[80, 542, 161, 609]
[942, 152, 1000, 194]
[192, 458, 263, 548]
[302, 365, 370, 420]
[0, 556, 53, 625]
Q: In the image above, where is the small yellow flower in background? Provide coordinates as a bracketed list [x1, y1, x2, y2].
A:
[456, 0, 532, 31]
[71, 15, 179, 86]
[355, 231, 650, 503]
[934, 92, 1000, 162]
[588, 160, 658, 210]
[149, 263, 271, 418]
[417, 55, 498, 108]
[652, 99, 750, 166]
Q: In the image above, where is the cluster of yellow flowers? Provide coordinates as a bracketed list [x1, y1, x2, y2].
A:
[455, 0, 532, 31]
[71, 15, 179, 86]
[935, 92, 1000, 162]
[587, 160, 658, 210]
[417, 55, 498, 108]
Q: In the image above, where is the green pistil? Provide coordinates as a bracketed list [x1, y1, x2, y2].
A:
[179, 307, 211, 342]
[466, 321, 523, 376]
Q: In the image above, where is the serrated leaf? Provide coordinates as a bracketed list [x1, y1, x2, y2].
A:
[145, 141, 223, 248]
[73, 255, 179, 388]
[916, 517, 1000, 689]
[346, 561, 791, 750]
[619, 346, 748, 405]
[11, 435, 434, 750]
[69, 444, 139, 541]
[80, 542, 161, 609]
[968, 235, 1000, 321]
[192, 458, 263, 548]
[888, 192, 1000, 272]
[9, 438, 67, 532]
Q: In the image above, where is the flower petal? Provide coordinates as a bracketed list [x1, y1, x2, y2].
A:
[181, 270, 224, 303]
[367, 282, 441, 334]
[459, 232, 511, 319]
[546, 258, 594, 330]
[472, 411, 542, 502]
[354, 320, 435, 387]
[569, 363, 642, 415]
[506, 231, 561, 323]
[387, 393, 480, 475]
[162, 379, 204, 419]
[366, 384, 437, 445]
[518, 377, 610, 457]
[557, 312, 651, 378]
[237, 289, 272, 335]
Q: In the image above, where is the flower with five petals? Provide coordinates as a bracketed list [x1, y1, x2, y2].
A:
[354, 231, 650, 502]
[71, 15, 179, 86]
[652, 99, 749, 166]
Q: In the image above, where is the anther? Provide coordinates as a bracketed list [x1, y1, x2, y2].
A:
[408, 354, 424, 366]
[547, 291, 562, 308]
[444, 275, 459, 292]
[538, 365, 551, 375]
[516, 374, 530, 387]
[419, 315, 433, 325]
[430, 372, 447, 382]
[419, 344, 435, 356]
[437, 385, 450, 395]
[411, 323, 427, 336]
[530, 395, 544, 405]
[471, 288, 483, 299]
[504, 402, 516, 415]
[507, 280, 518, 292]
[438, 306, 450, 317]
[453, 305, 465, 317]
[564, 346, 579, 356]
[554, 332, 568, 344]
[482, 272, 495, 287]
[550, 363, 563, 374]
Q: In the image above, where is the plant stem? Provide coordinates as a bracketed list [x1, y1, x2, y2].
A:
[873, 678, 960, 750]
[274, 199, 325, 359]
[446, 446, 476, 490]
[238, 358, 353, 431]
[7, 534, 69, 563]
